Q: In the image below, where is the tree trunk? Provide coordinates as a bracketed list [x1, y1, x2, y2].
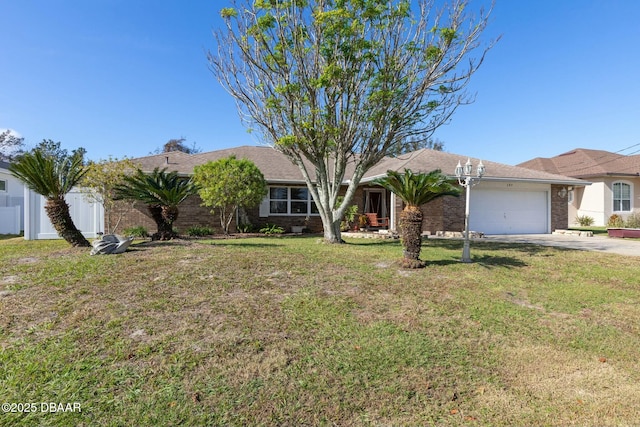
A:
[399, 206, 424, 268]
[322, 216, 343, 243]
[44, 198, 91, 247]
[148, 205, 176, 241]
[161, 205, 179, 226]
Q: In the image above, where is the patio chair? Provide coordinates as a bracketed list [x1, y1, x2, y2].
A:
[365, 213, 390, 228]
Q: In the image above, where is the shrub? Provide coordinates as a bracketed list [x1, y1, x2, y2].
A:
[260, 223, 285, 235]
[186, 225, 214, 237]
[123, 226, 149, 238]
[607, 214, 625, 228]
[575, 215, 595, 227]
[625, 213, 640, 228]
[237, 223, 255, 233]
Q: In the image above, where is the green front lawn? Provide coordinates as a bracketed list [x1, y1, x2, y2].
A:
[0, 236, 639, 426]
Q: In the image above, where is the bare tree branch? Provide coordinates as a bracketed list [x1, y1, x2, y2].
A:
[210, 0, 497, 242]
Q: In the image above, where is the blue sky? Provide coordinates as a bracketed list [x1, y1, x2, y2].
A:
[2, 1, 640, 166]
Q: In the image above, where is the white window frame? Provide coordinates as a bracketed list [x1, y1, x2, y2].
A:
[0, 179, 6, 192]
[612, 181, 632, 212]
[268, 186, 319, 216]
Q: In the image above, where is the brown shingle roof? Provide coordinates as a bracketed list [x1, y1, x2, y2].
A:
[134, 146, 310, 182]
[132, 146, 585, 185]
[133, 145, 357, 183]
[518, 148, 640, 178]
[362, 149, 586, 185]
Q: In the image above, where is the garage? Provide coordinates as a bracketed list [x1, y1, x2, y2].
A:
[469, 187, 549, 235]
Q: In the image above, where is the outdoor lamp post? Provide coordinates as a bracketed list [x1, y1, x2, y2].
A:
[455, 158, 485, 263]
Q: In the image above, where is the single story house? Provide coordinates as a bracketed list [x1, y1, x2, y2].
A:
[518, 148, 640, 226]
[0, 160, 25, 234]
[114, 146, 586, 236]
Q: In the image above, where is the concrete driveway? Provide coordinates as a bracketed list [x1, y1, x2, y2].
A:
[482, 234, 640, 257]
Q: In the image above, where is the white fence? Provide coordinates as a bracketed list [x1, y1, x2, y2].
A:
[0, 205, 21, 234]
[24, 188, 104, 240]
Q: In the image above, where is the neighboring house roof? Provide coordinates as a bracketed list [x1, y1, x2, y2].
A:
[0, 160, 11, 170]
[518, 148, 640, 179]
[133, 145, 585, 186]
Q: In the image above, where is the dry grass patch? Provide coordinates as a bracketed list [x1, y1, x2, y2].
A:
[480, 343, 640, 425]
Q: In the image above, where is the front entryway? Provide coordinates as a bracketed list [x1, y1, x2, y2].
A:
[364, 189, 387, 217]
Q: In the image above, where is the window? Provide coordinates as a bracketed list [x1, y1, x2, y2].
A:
[0, 180, 6, 192]
[269, 187, 288, 214]
[290, 187, 308, 214]
[269, 186, 319, 215]
[613, 182, 632, 212]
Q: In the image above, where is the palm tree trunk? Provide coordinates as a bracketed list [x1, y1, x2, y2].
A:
[161, 205, 179, 226]
[399, 206, 425, 268]
[148, 205, 175, 241]
[45, 198, 90, 247]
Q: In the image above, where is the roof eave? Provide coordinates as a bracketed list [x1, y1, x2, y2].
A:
[475, 177, 592, 186]
[362, 173, 591, 186]
[604, 172, 640, 177]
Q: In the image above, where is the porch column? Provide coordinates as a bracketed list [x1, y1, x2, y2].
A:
[390, 192, 396, 231]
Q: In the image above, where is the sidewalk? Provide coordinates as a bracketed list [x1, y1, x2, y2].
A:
[481, 234, 640, 257]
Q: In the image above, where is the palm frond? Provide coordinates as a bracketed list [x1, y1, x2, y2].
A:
[373, 168, 461, 208]
[113, 167, 196, 207]
[9, 149, 86, 199]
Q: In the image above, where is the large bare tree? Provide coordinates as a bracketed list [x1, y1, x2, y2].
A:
[210, 0, 496, 243]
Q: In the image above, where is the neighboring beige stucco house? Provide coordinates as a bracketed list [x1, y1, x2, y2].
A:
[519, 148, 640, 226]
[115, 146, 586, 235]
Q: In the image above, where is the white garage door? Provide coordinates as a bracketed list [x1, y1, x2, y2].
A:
[469, 189, 548, 235]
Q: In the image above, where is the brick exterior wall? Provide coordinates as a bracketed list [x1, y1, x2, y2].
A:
[242, 186, 366, 233]
[111, 187, 370, 235]
[110, 195, 221, 235]
[550, 184, 569, 231]
[109, 184, 567, 235]
[396, 194, 465, 235]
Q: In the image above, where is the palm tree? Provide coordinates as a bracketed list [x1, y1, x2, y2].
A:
[374, 169, 461, 268]
[113, 168, 196, 240]
[9, 149, 90, 247]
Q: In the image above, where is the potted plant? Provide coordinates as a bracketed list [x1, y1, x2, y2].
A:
[333, 197, 359, 231]
[292, 215, 311, 234]
[358, 214, 369, 231]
